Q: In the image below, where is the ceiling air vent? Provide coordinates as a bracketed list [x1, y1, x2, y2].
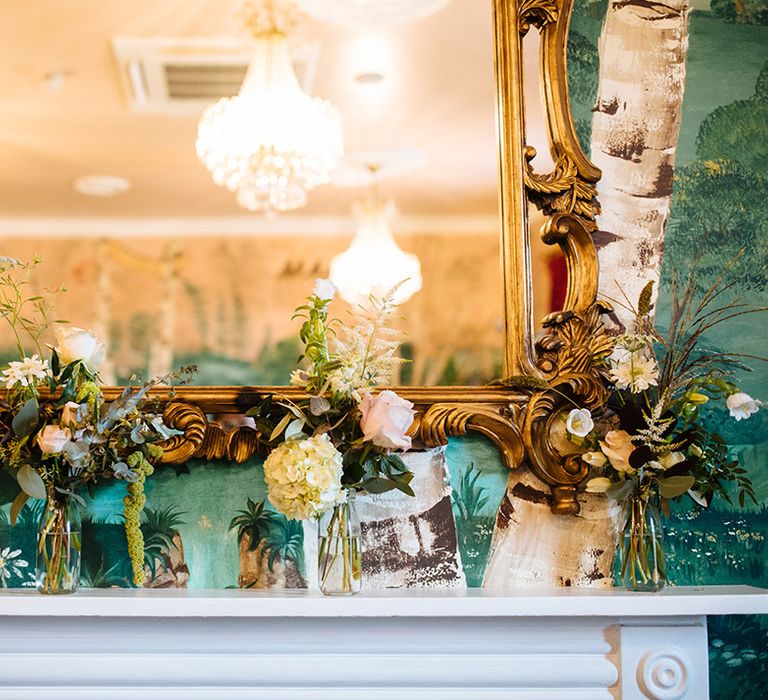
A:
[111, 37, 319, 115]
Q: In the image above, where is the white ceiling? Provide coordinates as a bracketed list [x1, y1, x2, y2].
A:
[0, 0, 520, 221]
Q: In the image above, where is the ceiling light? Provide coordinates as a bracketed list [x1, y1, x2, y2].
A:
[330, 199, 422, 306]
[297, 0, 451, 29]
[196, 1, 344, 216]
[72, 175, 131, 197]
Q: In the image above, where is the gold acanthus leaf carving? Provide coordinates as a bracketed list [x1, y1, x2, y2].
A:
[523, 147, 600, 229]
[535, 301, 613, 410]
[415, 403, 525, 470]
[518, 0, 559, 35]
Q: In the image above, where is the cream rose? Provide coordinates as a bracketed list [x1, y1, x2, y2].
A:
[55, 327, 106, 373]
[599, 430, 636, 472]
[37, 425, 73, 454]
[726, 392, 761, 421]
[565, 408, 594, 438]
[359, 390, 415, 451]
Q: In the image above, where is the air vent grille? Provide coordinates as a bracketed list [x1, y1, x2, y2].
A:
[164, 64, 247, 100]
[112, 37, 319, 114]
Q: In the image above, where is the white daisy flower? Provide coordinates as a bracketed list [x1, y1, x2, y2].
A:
[1, 355, 51, 389]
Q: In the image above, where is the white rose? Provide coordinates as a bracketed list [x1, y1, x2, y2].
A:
[565, 408, 594, 438]
[37, 425, 73, 454]
[726, 392, 761, 421]
[313, 278, 337, 301]
[55, 327, 106, 373]
[359, 390, 415, 451]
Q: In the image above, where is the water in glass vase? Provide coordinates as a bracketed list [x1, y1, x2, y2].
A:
[617, 495, 667, 592]
[317, 490, 362, 595]
[36, 495, 82, 594]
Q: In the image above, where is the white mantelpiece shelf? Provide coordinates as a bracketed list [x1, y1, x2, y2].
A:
[0, 584, 765, 617]
[1, 586, 766, 700]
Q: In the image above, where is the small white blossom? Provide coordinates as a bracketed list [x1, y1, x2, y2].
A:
[313, 278, 337, 301]
[726, 392, 761, 421]
[1, 355, 50, 389]
[585, 477, 612, 493]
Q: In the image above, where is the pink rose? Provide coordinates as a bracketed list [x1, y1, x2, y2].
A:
[359, 390, 415, 451]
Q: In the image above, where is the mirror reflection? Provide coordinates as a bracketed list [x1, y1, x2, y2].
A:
[0, 1, 560, 385]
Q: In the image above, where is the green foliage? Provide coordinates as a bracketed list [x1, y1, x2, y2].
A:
[756, 61, 768, 98]
[664, 161, 768, 291]
[229, 498, 278, 552]
[453, 464, 490, 522]
[141, 505, 187, 578]
[708, 615, 768, 700]
[696, 99, 768, 176]
[567, 30, 600, 107]
[711, 0, 768, 25]
[228, 498, 303, 572]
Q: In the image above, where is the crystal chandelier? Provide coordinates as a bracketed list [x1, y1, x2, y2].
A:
[196, 2, 343, 215]
[330, 200, 422, 306]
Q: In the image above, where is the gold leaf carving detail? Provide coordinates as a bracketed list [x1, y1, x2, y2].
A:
[524, 147, 600, 229]
[518, 0, 559, 35]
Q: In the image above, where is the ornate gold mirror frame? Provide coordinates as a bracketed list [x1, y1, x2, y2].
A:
[124, 0, 611, 516]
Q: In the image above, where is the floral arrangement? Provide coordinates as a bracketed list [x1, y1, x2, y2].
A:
[249, 279, 416, 593]
[558, 275, 762, 589]
[0, 258, 189, 591]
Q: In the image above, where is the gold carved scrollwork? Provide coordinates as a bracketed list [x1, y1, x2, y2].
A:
[415, 403, 525, 470]
[518, 0, 559, 35]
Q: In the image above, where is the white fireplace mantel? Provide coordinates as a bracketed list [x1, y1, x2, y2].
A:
[1, 585, 766, 700]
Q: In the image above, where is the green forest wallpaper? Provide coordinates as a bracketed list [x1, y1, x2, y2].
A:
[1, 1, 767, 697]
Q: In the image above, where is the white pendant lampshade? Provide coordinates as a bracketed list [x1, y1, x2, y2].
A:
[297, 0, 450, 29]
[330, 200, 422, 306]
[196, 6, 343, 216]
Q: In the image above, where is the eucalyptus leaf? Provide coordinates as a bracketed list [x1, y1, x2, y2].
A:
[361, 477, 397, 494]
[16, 464, 46, 499]
[269, 413, 292, 443]
[285, 418, 305, 441]
[658, 475, 696, 499]
[12, 397, 39, 438]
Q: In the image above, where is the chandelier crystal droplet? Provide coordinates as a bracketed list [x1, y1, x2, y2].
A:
[196, 27, 343, 215]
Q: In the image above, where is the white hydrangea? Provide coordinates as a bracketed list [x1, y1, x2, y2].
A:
[263, 434, 344, 520]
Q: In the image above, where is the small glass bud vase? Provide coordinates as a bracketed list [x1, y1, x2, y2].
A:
[36, 493, 82, 595]
[617, 493, 667, 592]
[317, 490, 362, 596]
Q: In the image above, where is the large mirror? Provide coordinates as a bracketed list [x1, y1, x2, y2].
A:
[0, 0, 523, 387]
[0, 0, 609, 514]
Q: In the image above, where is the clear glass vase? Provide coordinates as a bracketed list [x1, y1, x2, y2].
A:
[36, 493, 82, 594]
[617, 494, 667, 592]
[317, 490, 362, 596]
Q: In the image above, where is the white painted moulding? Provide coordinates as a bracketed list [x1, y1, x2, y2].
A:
[0, 585, 766, 618]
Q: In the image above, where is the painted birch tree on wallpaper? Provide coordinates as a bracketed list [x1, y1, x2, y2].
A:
[592, 0, 690, 327]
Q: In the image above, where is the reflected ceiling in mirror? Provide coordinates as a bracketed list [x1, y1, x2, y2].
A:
[0, 0, 526, 387]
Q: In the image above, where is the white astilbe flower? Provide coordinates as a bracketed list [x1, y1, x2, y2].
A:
[328, 285, 405, 400]
[263, 434, 344, 520]
[1, 355, 50, 389]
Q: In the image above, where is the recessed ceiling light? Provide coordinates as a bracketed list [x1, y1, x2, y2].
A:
[72, 175, 131, 197]
[355, 72, 385, 84]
